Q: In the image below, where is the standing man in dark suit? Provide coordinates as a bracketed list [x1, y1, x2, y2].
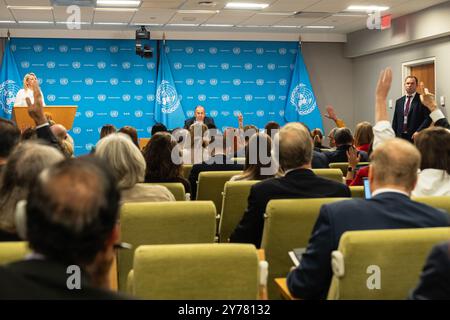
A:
[229, 122, 351, 248]
[184, 105, 216, 129]
[0, 157, 128, 299]
[392, 76, 431, 141]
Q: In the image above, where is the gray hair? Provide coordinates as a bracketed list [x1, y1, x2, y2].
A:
[0, 141, 64, 233]
[95, 133, 146, 189]
[276, 122, 313, 170]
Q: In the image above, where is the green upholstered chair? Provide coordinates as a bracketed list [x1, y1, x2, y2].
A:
[129, 243, 260, 299]
[413, 196, 450, 215]
[0, 241, 29, 265]
[329, 162, 369, 176]
[219, 180, 259, 242]
[182, 164, 193, 180]
[142, 182, 186, 201]
[327, 227, 450, 300]
[118, 201, 216, 291]
[312, 168, 344, 183]
[261, 198, 348, 299]
[196, 170, 243, 211]
[350, 186, 365, 198]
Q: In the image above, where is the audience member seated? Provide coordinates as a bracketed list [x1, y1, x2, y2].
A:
[183, 123, 210, 165]
[99, 124, 116, 139]
[0, 142, 64, 241]
[311, 128, 328, 150]
[188, 130, 244, 200]
[264, 121, 280, 141]
[229, 122, 350, 248]
[353, 121, 373, 152]
[408, 241, 450, 300]
[119, 126, 139, 149]
[230, 132, 276, 181]
[323, 127, 369, 163]
[286, 71, 450, 300]
[0, 118, 20, 175]
[327, 127, 338, 149]
[301, 123, 330, 169]
[151, 122, 167, 136]
[95, 133, 175, 203]
[143, 132, 191, 194]
[50, 124, 74, 158]
[0, 157, 129, 299]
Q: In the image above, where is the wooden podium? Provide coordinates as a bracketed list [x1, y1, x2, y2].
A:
[12, 105, 77, 131]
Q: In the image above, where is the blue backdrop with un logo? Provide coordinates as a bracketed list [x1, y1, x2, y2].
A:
[11, 38, 298, 156]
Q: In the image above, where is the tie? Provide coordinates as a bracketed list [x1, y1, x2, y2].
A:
[403, 95, 412, 132]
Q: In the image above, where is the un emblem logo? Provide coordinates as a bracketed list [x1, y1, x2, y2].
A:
[244, 94, 253, 101]
[109, 78, 118, 85]
[47, 95, 56, 102]
[233, 110, 241, 117]
[72, 61, 81, 69]
[290, 84, 316, 115]
[85, 144, 94, 151]
[267, 64, 276, 70]
[135, 110, 143, 118]
[59, 45, 69, 53]
[21, 61, 30, 68]
[232, 79, 241, 86]
[221, 63, 229, 70]
[33, 45, 43, 53]
[209, 79, 218, 86]
[84, 45, 94, 53]
[187, 111, 194, 117]
[256, 110, 264, 117]
[279, 79, 287, 86]
[47, 61, 56, 69]
[0, 80, 20, 115]
[279, 48, 287, 55]
[221, 94, 230, 102]
[198, 94, 206, 101]
[97, 94, 106, 102]
[147, 62, 155, 70]
[174, 63, 182, 70]
[72, 94, 81, 102]
[185, 47, 194, 54]
[110, 110, 119, 118]
[279, 110, 285, 116]
[268, 95, 276, 101]
[147, 94, 155, 102]
[60, 78, 69, 86]
[256, 48, 264, 55]
[85, 111, 94, 118]
[122, 94, 131, 102]
[72, 127, 81, 134]
[197, 63, 206, 70]
[232, 47, 241, 55]
[135, 78, 143, 85]
[186, 79, 194, 86]
[210, 110, 218, 117]
[209, 47, 217, 54]
[122, 62, 131, 69]
[85, 78, 94, 85]
[97, 61, 106, 69]
[244, 63, 253, 70]
[110, 46, 119, 53]
[156, 80, 180, 114]
[256, 79, 264, 86]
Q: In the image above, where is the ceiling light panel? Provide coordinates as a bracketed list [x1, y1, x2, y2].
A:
[225, 2, 269, 10]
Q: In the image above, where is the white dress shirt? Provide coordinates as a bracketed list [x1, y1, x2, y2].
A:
[14, 89, 46, 107]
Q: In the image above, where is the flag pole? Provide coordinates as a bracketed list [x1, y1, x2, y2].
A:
[7, 29, 10, 41]
[298, 35, 301, 51]
[163, 32, 166, 46]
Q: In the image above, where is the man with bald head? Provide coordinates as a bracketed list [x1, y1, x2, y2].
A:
[287, 138, 450, 300]
[183, 105, 216, 129]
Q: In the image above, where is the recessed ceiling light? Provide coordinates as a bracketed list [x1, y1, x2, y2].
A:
[8, 6, 53, 10]
[19, 21, 54, 24]
[201, 24, 234, 27]
[94, 22, 129, 25]
[225, 3, 269, 10]
[303, 25, 335, 29]
[96, 0, 141, 7]
[272, 25, 301, 28]
[0, 20, 16, 23]
[346, 5, 389, 12]
[166, 23, 199, 27]
[178, 10, 219, 14]
[95, 8, 138, 12]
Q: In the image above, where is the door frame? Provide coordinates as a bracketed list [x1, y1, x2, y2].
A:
[401, 57, 436, 96]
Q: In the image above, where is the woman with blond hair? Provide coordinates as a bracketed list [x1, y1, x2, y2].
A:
[14, 73, 46, 107]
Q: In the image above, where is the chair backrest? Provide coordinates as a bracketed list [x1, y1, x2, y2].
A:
[182, 164, 193, 180]
[413, 196, 450, 215]
[196, 171, 243, 211]
[350, 186, 365, 198]
[312, 168, 344, 183]
[219, 180, 259, 242]
[131, 243, 259, 299]
[0, 241, 29, 265]
[142, 182, 186, 201]
[327, 227, 450, 300]
[261, 198, 348, 299]
[329, 162, 369, 176]
[118, 201, 216, 290]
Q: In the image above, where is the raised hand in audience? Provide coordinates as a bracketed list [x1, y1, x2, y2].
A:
[324, 105, 346, 128]
[419, 82, 438, 112]
[346, 146, 361, 170]
[237, 113, 244, 130]
[25, 80, 47, 126]
[375, 67, 392, 123]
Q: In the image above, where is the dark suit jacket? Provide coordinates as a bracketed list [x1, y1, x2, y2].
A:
[229, 169, 351, 248]
[392, 94, 431, 140]
[323, 145, 369, 163]
[287, 192, 450, 300]
[184, 116, 216, 129]
[188, 154, 244, 199]
[0, 259, 129, 299]
[409, 241, 450, 300]
[312, 150, 330, 168]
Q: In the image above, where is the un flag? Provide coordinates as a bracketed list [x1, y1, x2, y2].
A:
[284, 47, 323, 131]
[154, 43, 186, 129]
[0, 40, 22, 119]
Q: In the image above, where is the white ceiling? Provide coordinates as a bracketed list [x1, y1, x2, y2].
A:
[0, 0, 448, 34]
